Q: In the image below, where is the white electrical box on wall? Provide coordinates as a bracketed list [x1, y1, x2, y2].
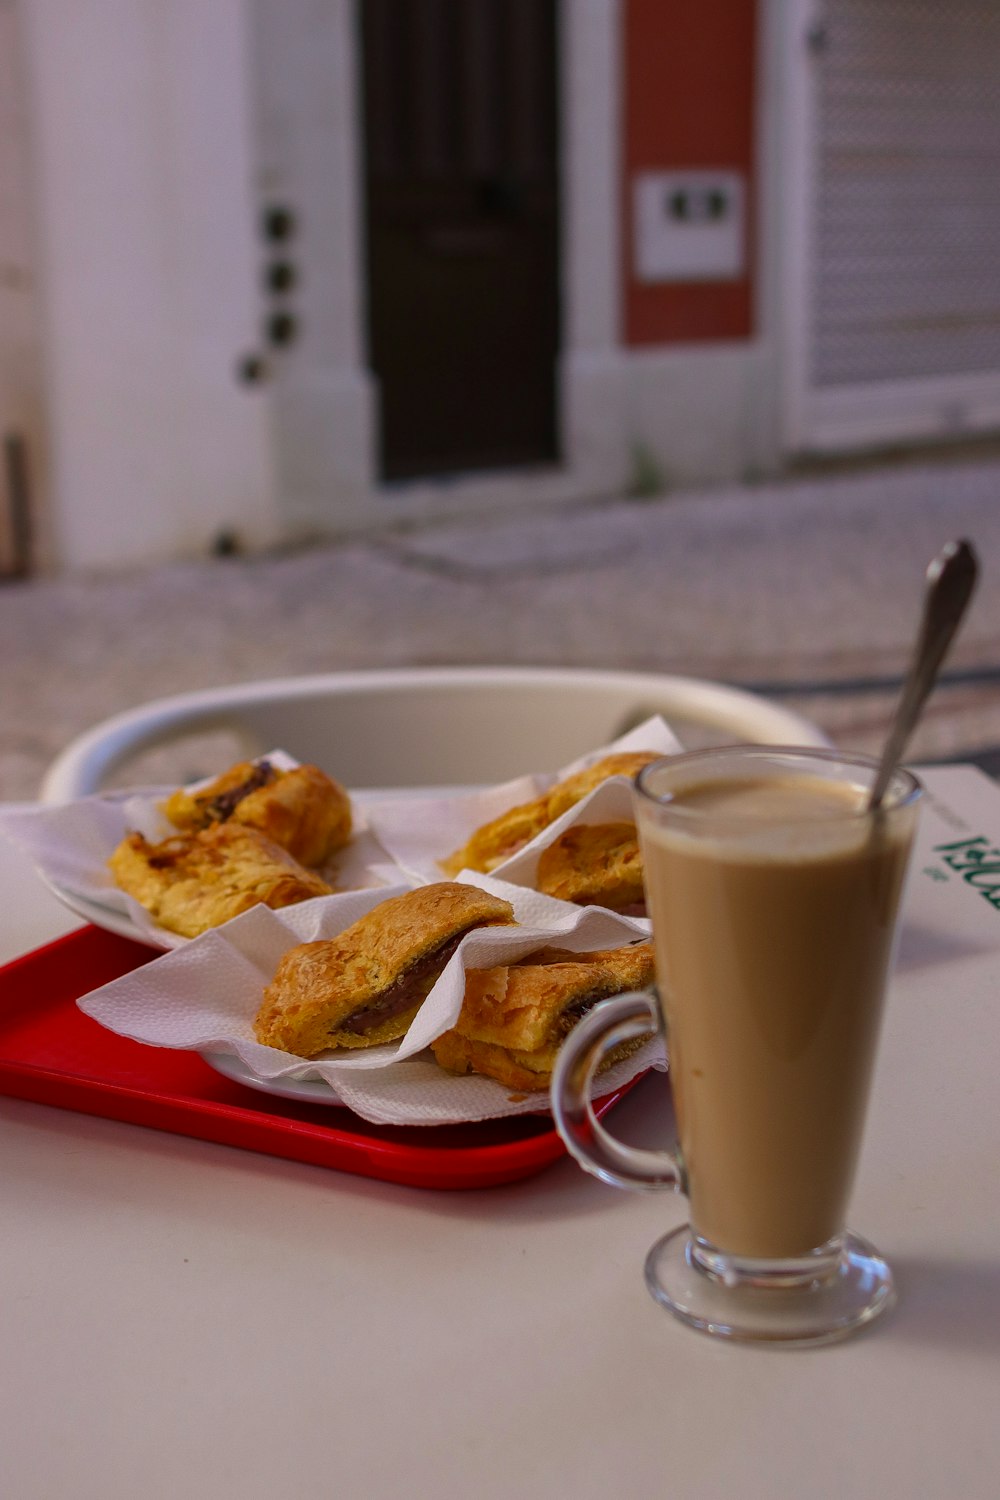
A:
[633, 170, 746, 283]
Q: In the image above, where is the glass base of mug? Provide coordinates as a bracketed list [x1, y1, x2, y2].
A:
[644, 1226, 895, 1347]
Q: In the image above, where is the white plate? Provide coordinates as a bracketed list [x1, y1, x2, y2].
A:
[200, 1049, 344, 1106]
[40, 874, 169, 948]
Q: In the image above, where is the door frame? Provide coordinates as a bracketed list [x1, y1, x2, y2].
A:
[251, 0, 628, 536]
[776, 0, 1000, 457]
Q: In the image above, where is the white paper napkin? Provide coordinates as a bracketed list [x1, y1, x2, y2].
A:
[363, 714, 681, 886]
[0, 751, 397, 950]
[76, 875, 663, 1125]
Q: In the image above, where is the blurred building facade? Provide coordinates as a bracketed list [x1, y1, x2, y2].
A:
[2, 0, 1000, 571]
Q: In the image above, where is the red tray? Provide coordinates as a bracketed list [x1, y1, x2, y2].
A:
[0, 924, 633, 1190]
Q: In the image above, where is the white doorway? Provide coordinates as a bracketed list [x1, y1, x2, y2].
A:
[246, 0, 628, 537]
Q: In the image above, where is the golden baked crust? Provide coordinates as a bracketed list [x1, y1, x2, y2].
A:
[452, 944, 654, 1050]
[440, 752, 659, 876]
[253, 882, 516, 1056]
[543, 753, 660, 821]
[162, 760, 352, 867]
[430, 942, 655, 1089]
[108, 823, 333, 939]
[430, 1030, 647, 1093]
[438, 802, 550, 878]
[535, 822, 646, 913]
[429, 1030, 558, 1092]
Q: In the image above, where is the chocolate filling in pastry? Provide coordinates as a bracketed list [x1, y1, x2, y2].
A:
[253, 882, 517, 1056]
[553, 988, 610, 1036]
[205, 760, 276, 822]
[430, 941, 656, 1089]
[336, 933, 465, 1036]
[145, 838, 191, 871]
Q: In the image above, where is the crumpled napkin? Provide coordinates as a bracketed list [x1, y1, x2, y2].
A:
[0, 750, 395, 950]
[75, 874, 664, 1125]
[363, 714, 681, 886]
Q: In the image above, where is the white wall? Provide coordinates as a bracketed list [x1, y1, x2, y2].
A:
[9, 0, 790, 572]
[625, 343, 777, 489]
[19, 0, 277, 570]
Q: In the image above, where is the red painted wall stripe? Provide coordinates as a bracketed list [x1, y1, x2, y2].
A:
[623, 0, 757, 345]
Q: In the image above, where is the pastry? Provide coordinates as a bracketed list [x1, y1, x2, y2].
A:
[535, 822, 646, 915]
[440, 752, 660, 875]
[109, 822, 333, 939]
[430, 941, 655, 1090]
[253, 882, 517, 1055]
[162, 759, 352, 867]
[543, 753, 659, 822]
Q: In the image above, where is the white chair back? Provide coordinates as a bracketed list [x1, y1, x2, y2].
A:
[40, 667, 831, 801]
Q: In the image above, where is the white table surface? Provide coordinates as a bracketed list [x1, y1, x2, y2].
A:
[2, 768, 999, 1500]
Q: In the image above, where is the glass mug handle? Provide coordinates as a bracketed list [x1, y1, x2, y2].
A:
[551, 989, 682, 1192]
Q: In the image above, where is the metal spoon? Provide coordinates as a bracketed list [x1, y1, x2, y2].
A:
[867, 538, 980, 811]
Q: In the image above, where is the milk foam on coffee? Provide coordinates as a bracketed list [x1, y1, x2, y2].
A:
[639, 771, 916, 1260]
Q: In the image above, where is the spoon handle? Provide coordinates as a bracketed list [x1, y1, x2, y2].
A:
[868, 538, 980, 811]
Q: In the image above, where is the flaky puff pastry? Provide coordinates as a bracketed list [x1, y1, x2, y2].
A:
[535, 822, 646, 915]
[440, 752, 660, 876]
[109, 823, 333, 939]
[431, 942, 655, 1090]
[253, 882, 516, 1056]
[162, 760, 352, 868]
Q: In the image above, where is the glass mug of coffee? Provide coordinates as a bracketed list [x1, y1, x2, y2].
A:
[551, 747, 921, 1346]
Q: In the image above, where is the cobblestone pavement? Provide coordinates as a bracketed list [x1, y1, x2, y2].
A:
[3, 451, 999, 800]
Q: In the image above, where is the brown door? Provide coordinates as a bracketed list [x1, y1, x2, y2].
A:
[360, 0, 561, 481]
